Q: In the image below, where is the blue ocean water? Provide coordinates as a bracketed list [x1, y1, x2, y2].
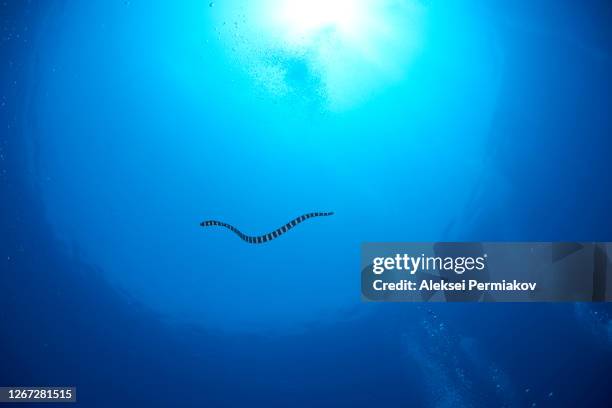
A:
[1, 0, 611, 406]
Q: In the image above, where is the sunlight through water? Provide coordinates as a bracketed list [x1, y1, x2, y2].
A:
[215, 0, 427, 110]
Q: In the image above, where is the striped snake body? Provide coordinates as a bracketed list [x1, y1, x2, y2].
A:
[200, 212, 334, 244]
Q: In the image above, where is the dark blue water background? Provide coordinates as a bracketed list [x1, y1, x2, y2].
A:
[1, 1, 611, 406]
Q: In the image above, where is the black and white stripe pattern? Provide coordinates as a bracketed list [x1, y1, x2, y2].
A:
[200, 212, 334, 244]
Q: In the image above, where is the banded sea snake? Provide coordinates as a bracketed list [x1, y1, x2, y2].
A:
[200, 212, 334, 244]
